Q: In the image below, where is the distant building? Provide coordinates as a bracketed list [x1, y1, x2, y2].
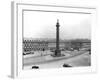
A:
[23, 39, 48, 52]
[23, 38, 91, 52]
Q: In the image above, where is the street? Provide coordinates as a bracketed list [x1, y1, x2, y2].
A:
[23, 50, 90, 69]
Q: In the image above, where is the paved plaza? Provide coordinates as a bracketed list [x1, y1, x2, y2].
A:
[23, 50, 91, 69]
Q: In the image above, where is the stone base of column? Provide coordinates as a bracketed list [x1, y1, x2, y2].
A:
[51, 50, 65, 57]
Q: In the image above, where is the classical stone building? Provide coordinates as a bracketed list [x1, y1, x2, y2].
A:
[23, 39, 91, 53]
[23, 39, 48, 52]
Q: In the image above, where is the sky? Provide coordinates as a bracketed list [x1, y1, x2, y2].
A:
[24, 11, 91, 40]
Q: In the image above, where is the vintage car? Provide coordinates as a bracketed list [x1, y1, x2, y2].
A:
[63, 63, 72, 67]
[32, 66, 39, 69]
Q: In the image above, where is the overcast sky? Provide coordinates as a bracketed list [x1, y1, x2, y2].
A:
[24, 11, 91, 40]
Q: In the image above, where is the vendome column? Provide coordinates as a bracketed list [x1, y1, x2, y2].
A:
[54, 19, 61, 56]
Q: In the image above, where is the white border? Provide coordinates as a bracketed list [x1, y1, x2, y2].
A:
[11, 1, 97, 78]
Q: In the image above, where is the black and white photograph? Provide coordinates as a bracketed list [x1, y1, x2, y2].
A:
[23, 9, 91, 70]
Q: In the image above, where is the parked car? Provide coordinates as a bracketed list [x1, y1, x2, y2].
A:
[23, 52, 26, 55]
[26, 52, 31, 55]
[30, 51, 34, 54]
[63, 64, 72, 67]
[32, 66, 39, 69]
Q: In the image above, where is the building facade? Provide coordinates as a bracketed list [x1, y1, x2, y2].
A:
[23, 39, 91, 53]
[23, 39, 48, 52]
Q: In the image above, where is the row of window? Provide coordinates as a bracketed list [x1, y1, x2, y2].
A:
[24, 47, 48, 52]
[24, 44, 48, 46]
[24, 46, 47, 49]
[23, 40, 48, 43]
